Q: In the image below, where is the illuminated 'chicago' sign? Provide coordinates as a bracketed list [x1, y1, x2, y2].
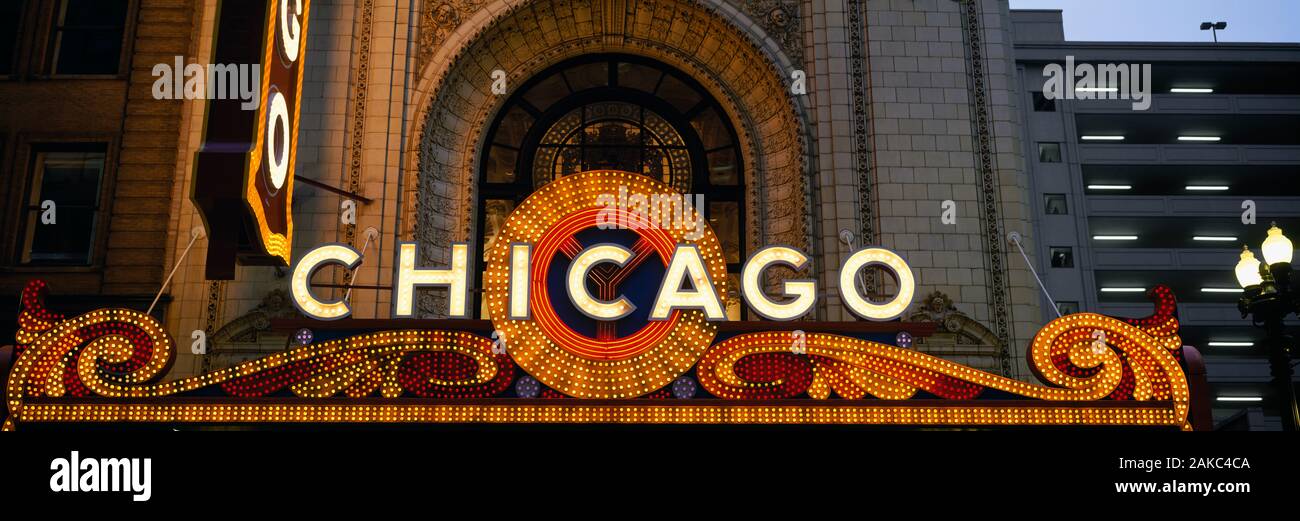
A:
[289, 172, 914, 324]
[3, 170, 1204, 429]
[192, 0, 310, 279]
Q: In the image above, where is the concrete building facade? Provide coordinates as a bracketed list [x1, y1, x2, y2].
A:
[1012, 9, 1300, 429]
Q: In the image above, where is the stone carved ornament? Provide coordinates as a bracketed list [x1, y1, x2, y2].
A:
[211, 289, 303, 346]
[417, 0, 803, 72]
[903, 291, 1000, 348]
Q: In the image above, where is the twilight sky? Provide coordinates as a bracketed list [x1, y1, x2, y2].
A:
[1008, 0, 1300, 43]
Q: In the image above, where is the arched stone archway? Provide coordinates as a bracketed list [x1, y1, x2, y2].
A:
[401, 0, 812, 315]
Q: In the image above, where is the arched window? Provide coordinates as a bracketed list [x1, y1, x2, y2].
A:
[476, 54, 745, 318]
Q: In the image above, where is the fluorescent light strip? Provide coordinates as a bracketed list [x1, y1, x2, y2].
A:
[1185, 185, 1229, 191]
[1081, 135, 1125, 141]
[1100, 287, 1146, 293]
[1093, 235, 1138, 241]
[1216, 396, 1263, 402]
[1207, 341, 1253, 347]
[1170, 88, 1214, 94]
[1193, 236, 1237, 242]
[1087, 184, 1132, 190]
[1178, 136, 1221, 142]
[1201, 288, 1244, 293]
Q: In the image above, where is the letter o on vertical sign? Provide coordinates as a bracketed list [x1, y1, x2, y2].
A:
[839, 248, 916, 321]
[265, 90, 290, 191]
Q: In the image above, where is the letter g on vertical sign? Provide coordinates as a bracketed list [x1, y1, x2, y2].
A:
[191, 0, 312, 280]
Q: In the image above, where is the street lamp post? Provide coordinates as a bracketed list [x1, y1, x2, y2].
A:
[1235, 223, 1299, 431]
[1200, 21, 1228, 43]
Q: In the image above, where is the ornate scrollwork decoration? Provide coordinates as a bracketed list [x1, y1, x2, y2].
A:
[697, 286, 1190, 428]
[5, 282, 513, 430]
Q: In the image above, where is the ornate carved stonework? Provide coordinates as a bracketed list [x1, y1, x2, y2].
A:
[734, 0, 804, 67]
[903, 291, 1001, 359]
[211, 290, 303, 346]
[957, 0, 1015, 376]
[344, 0, 377, 255]
[199, 280, 225, 374]
[417, 1, 487, 73]
[847, 0, 875, 294]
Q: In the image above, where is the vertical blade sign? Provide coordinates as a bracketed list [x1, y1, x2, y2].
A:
[192, 0, 310, 279]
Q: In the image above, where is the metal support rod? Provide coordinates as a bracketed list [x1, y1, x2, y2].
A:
[148, 226, 205, 316]
[295, 174, 374, 204]
[344, 227, 380, 302]
[1263, 315, 1298, 431]
[1008, 232, 1062, 318]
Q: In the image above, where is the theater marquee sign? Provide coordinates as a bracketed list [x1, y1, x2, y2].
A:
[3, 171, 1206, 431]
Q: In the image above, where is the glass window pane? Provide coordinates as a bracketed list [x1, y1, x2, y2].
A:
[1032, 92, 1057, 112]
[691, 108, 732, 150]
[707, 148, 739, 185]
[27, 208, 95, 263]
[62, 0, 127, 24]
[641, 148, 670, 183]
[53, 0, 128, 75]
[553, 146, 583, 177]
[563, 62, 608, 92]
[616, 62, 662, 93]
[1056, 301, 1079, 315]
[482, 199, 516, 254]
[36, 154, 102, 205]
[0, 1, 22, 75]
[24, 151, 105, 265]
[584, 120, 640, 146]
[480, 199, 516, 319]
[485, 145, 517, 183]
[656, 74, 701, 113]
[709, 201, 741, 264]
[540, 110, 582, 145]
[1043, 194, 1068, 215]
[1038, 143, 1062, 163]
[1049, 247, 1073, 268]
[521, 73, 570, 111]
[585, 146, 641, 173]
[492, 107, 533, 147]
[642, 111, 684, 147]
[55, 29, 124, 75]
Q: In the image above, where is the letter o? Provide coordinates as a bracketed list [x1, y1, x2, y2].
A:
[265, 90, 291, 191]
[839, 248, 916, 321]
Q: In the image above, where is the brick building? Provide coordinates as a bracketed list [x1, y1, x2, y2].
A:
[0, 0, 199, 342]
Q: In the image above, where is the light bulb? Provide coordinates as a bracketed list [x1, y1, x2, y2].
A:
[1235, 247, 1263, 288]
[1261, 224, 1293, 265]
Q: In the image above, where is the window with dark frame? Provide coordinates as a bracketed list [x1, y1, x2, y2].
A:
[0, 1, 23, 75]
[1049, 247, 1074, 268]
[1055, 301, 1079, 315]
[478, 54, 747, 319]
[50, 0, 129, 75]
[1038, 142, 1062, 163]
[21, 146, 107, 265]
[1043, 193, 1068, 215]
[1032, 91, 1057, 112]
